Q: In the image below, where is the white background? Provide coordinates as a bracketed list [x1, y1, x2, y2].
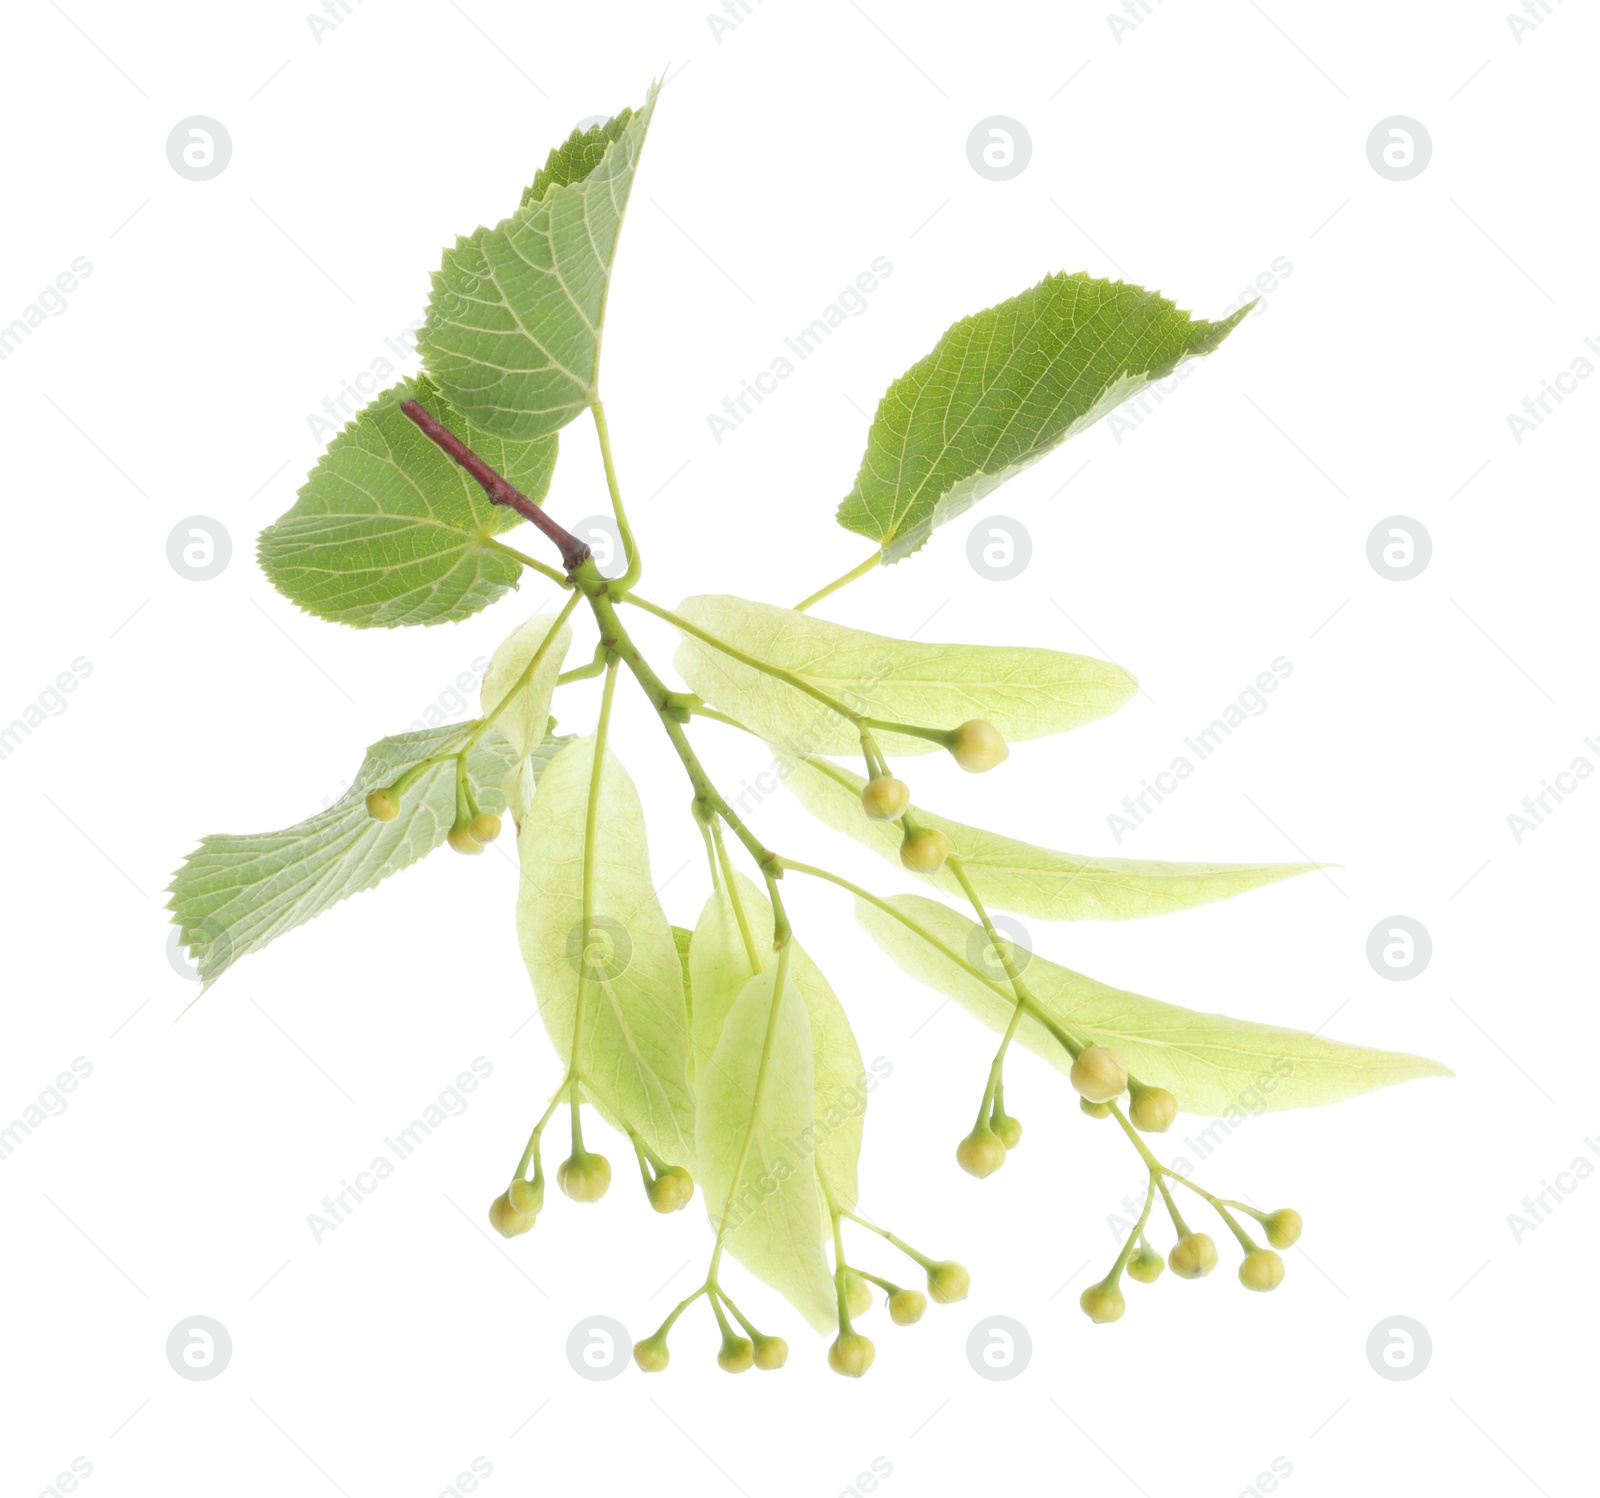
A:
[2, 2, 1595, 1495]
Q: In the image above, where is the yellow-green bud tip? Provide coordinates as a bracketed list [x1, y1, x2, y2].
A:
[487, 1191, 537, 1238]
[447, 821, 484, 855]
[1239, 1248, 1285, 1292]
[1070, 1045, 1128, 1104]
[845, 1270, 874, 1321]
[467, 811, 502, 844]
[955, 1127, 1007, 1179]
[633, 1336, 670, 1373]
[556, 1151, 611, 1203]
[992, 1113, 1023, 1150]
[365, 788, 401, 822]
[860, 776, 911, 821]
[1129, 1086, 1177, 1133]
[888, 1289, 927, 1326]
[827, 1332, 876, 1378]
[1168, 1233, 1219, 1280]
[927, 1260, 970, 1304]
[753, 1335, 788, 1371]
[1126, 1243, 1164, 1284]
[899, 826, 952, 873]
[1080, 1097, 1112, 1119]
[647, 1165, 694, 1214]
[949, 719, 1009, 773]
[1079, 1280, 1126, 1324]
[1263, 1208, 1302, 1249]
[718, 1336, 755, 1373]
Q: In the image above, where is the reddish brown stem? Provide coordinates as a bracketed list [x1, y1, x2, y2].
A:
[400, 400, 591, 571]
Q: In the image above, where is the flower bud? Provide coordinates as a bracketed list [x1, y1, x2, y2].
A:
[447, 820, 484, 855]
[633, 1335, 670, 1373]
[753, 1335, 788, 1371]
[860, 776, 911, 822]
[845, 1270, 874, 1320]
[487, 1191, 537, 1238]
[1168, 1233, 1218, 1280]
[949, 720, 1009, 773]
[827, 1332, 876, 1378]
[1262, 1208, 1302, 1249]
[468, 811, 502, 844]
[365, 788, 401, 822]
[900, 826, 952, 873]
[927, 1260, 970, 1304]
[991, 1113, 1023, 1150]
[1239, 1248, 1285, 1292]
[718, 1336, 755, 1373]
[1129, 1086, 1177, 1134]
[888, 1289, 927, 1326]
[1127, 1243, 1164, 1284]
[556, 1151, 611, 1203]
[1079, 1279, 1126, 1324]
[1070, 1045, 1128, 1104]
[956, 1127, 1007, 1179]
[508, 1176, 543, 1217]
[1079, 1098, 1111, 1119]
[647, 1165, 694, 1214]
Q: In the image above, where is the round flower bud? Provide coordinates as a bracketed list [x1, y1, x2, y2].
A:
[1127, 1243, 1165, 1284]
[1262, 1208, 1302, 1249]
[888, 1289, 927, 1326]
[487, 1191, 537, 1238]
[648, 1165, 694, 1214]
[365, 788, 401, 822]
[1079, 1098, 1112, 1119]
[718, 1336, 755, 1373]
[827, 1332, 876, 1379]
[927, 1260, 970, 1304]
[508, 1176, 543, 1217]
[1239, 1248, 1286, 1292]
[468, 811, 502, 844]
[447, 821, 484, 856]
[956, 1127, 1007, 1179]
[900, 827, 952, 873]
[1168, 1233, 1218, 1280]
[949, 720, 1009, 773]
[991, 1113, 1023, 1150]
[1129, 1086, 1177, 1134]
[845, 1270, 874, 1321]
[556, 1151, 612, 1203]
[1079, 1279, 1126, 1325]
[633, 1336, 670, 1373]
[1070, 1046, 1128, 1104]
[753, 1335, 788, 1371]
[860, 776, 911, 822]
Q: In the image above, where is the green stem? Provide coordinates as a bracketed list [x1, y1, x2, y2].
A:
[591, 397, 642, 592]
[840, 1209, 937, 1273]
[485, 537, 572, 588]
[465, 588, 584, 752]
[556, 641, 610, 686]
[793, 552, 880, 613]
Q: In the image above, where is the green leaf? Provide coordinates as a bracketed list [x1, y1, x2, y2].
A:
[777, 752, 1316, 922]
[672, 924, 695, 1036]
[697, 967, 838, 1333]
[837, 272, 1251, 562]
[516, 735, 695, 1167]
[420, 84, 659, 439]
[856, 894, 1451, 1115]
[168, 725, 559, 987]
[689, 873, 865, 1210]
[673, 594, 1135, 757]
[480, 610, 573, 757]
[258, 376, 555, 628]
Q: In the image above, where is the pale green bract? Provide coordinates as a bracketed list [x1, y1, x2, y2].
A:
[856, 894, 1451, 1115]
[673, 594, 1136, 757]
[516, 735, 695, 1168]
[168, 725, 559, 987]
[420, 86, 659, 439]
[697, 968, 838, 1333]
[837, 271, 1251, 562]
[777, 752, 1316, 922]
[257, 376, 555, 628]
[690, 873, 865, 1211]
[480, 610, 573, 756]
